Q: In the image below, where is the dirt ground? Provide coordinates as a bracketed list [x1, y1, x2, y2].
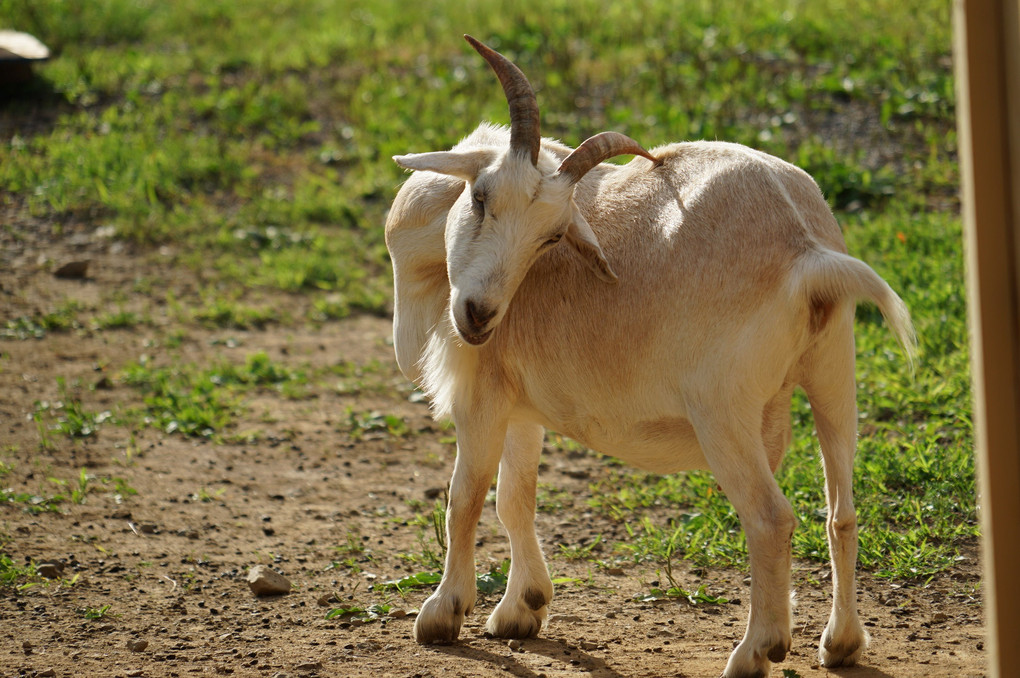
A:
[0, 228, 986, 677]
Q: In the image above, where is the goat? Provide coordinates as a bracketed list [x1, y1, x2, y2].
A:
[384, 35, 914, 678]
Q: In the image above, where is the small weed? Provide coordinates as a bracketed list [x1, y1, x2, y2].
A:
[635, 583, 729, 606]
[33, 379, 112, 446]
[476, 559, 510, 596]
[110, 477, 138, 502]
[1, 301, 84, 340]
[191, 487, 226, 503]
[375, 560, 508, 596]
[374, 571, 442, 594]
[1, 486, 65, 514]
[341, 408, 409, 441]
[558, 535, 604, 561]
[325, 603, 391, 622]
[71, 468, 93, 505]
[80, 604, 113, 620]
[0, 552, 37, 589]
[193, 299, 280, 330]
[93, 310, 147, 330]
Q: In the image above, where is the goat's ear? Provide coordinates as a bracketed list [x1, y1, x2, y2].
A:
[565, 203, 618, 283]
[393, 150, 495, 182]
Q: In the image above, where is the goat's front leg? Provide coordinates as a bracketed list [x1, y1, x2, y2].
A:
[487, 421, 553, 638]
[414, 416, 506, 644]
[696, 415, 797, 678]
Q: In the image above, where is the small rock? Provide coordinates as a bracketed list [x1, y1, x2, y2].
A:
[507, 639, 522, 651]
[126, 670, 144, 677]
[606, 567, 625, 576]
[37, 670, 56, 678]
[53, 260, 89, 279]
[37, 562, 64, 579]
[247, 565, 291, 596]
[295, 661, 322, 671]
[387, 608, 407, 619]
[127, 639, 148, 652]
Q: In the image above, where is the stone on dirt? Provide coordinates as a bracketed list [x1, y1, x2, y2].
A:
[247, 565, 291, 596]
[36, 562, 64, 579]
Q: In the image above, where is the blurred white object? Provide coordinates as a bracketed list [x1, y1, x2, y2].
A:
[0, 30, 50, 61]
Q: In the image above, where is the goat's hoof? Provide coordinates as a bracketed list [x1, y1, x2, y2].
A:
[819, 624, 867, 667]
[485, 594, 547, 639]
[414, 592, 471, 644]
[723, 635, 790, 678]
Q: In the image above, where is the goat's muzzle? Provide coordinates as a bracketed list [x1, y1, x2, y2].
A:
[458, 299, 497, 345]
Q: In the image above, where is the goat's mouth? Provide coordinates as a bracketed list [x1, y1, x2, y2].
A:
[459, 326, 493, 346]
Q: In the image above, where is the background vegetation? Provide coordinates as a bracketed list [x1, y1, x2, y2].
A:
[1, 0, 970, 581]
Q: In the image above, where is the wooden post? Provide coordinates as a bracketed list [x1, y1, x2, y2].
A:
[954, 0, 1020, 675]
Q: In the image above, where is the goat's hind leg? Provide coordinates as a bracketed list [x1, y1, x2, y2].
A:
[414, 415, 507, 644]
[803, 309, 867, 667]
[694, 408, 797, 678]
[486, 421, 554, 638]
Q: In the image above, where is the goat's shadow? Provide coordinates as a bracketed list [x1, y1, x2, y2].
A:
[429, 635, 902, 678]
[430, 635, 627, 678]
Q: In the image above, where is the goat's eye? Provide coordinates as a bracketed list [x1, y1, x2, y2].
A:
[471, 192, 485, 212]
[543, 233, 563, 248]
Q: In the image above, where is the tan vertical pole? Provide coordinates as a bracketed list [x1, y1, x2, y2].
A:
[954, 0, 1020, 675]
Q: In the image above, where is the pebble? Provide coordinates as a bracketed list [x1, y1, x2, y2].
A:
[507, 639, 522, 651]
[247, 565, 291, 596]
[53, 260, 89, 279]
[387, 608, 408, 619]
[127, 639, 149, 652]
[37, 562, 64, 579]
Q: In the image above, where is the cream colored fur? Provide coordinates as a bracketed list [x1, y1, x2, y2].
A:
[385, 122, 914, 678]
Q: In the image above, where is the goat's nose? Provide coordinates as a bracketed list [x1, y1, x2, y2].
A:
[465, 299, 497, 330]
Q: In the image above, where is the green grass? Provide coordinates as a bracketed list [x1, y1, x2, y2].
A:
[119, 351, 302, 438]
[0, 0, 969, 583]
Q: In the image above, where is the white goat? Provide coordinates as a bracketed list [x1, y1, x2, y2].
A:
[385, 35, 914, 678]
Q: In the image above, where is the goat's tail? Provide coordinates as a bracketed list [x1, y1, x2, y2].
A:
[799, 248, 917, 369]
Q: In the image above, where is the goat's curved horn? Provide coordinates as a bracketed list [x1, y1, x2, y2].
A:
[464, 34, 541, 167]
[557, 131, 660, 185]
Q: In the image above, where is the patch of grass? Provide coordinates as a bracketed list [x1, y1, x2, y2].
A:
[0, 552, 38, 589]
[325, 603, 392, 622]
[79, 604, 114, 621]
[340, 408, 409, 441]
[2, 301, 86, 340]
[93, 309, 148, 330]
[121, 360, 240, 438]
[120, 351, 300, 437]
[32, 379, 112, 448]
[399, 500, 447, 572]
[191, 299, 281, 330]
